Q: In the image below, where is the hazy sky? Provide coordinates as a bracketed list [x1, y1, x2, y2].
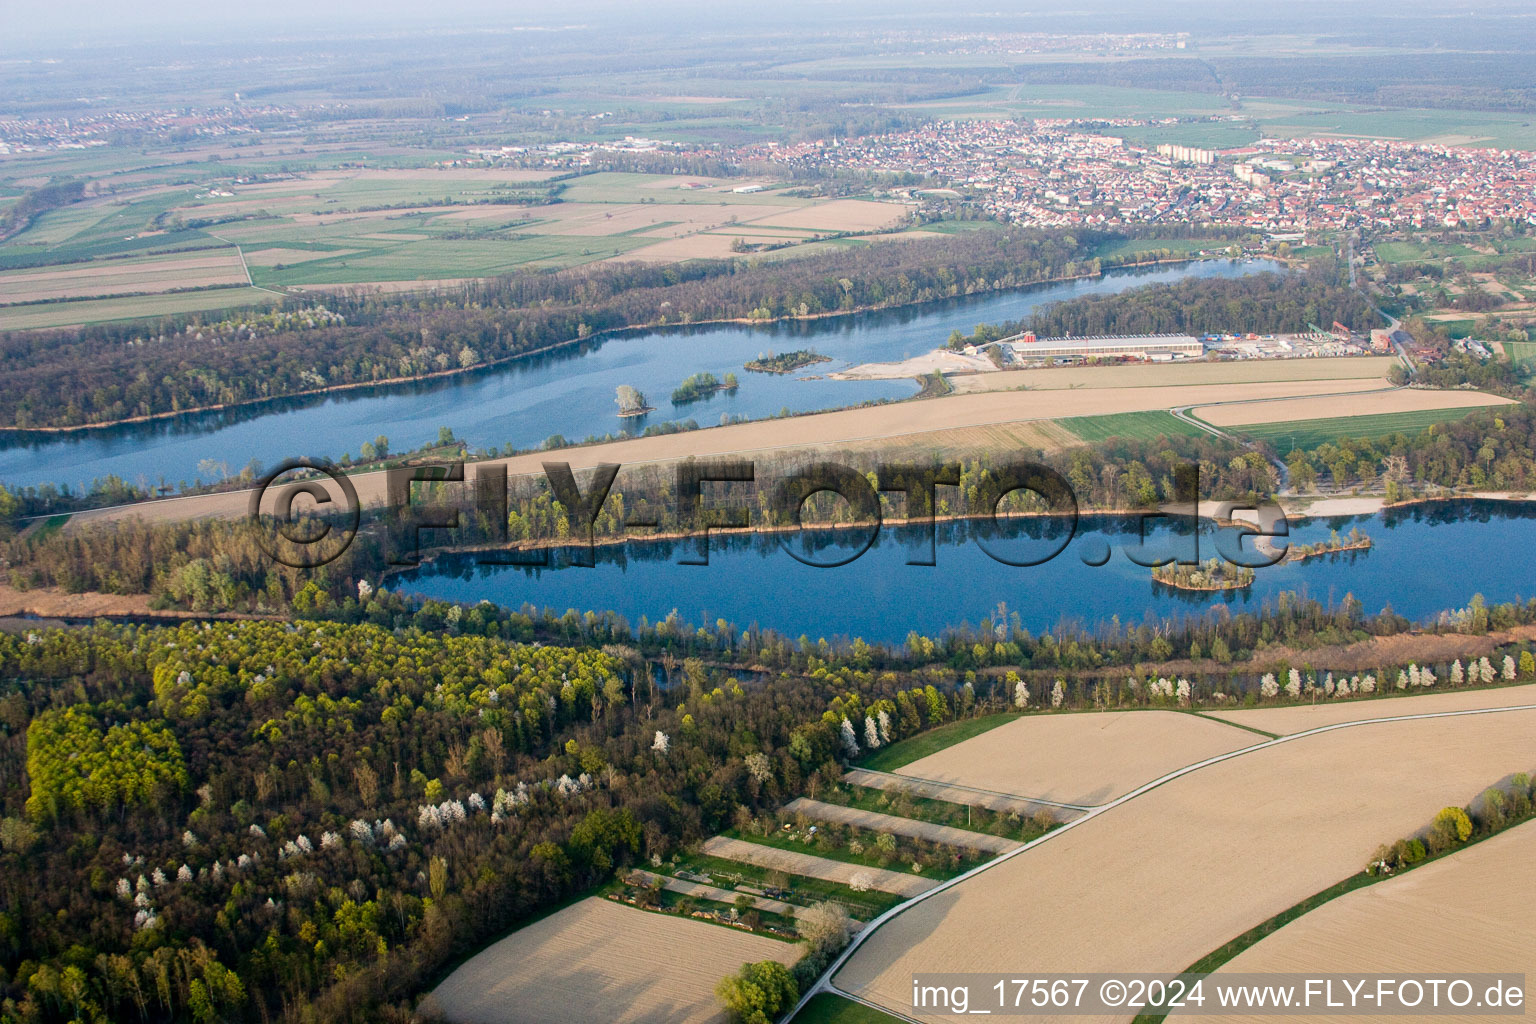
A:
[0, 0, 1510, 51]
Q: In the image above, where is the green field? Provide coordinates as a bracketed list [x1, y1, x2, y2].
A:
[860, 713, 1020, 773]
[793, 994, 902, 1024]
[1504, 341, 1536, 381]
[0, 287, 281, 330]
[1237, 407, 1496, 451]
[1058, 410, 1211, 444]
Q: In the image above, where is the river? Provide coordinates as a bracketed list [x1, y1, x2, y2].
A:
[397, 501, 1535, 643]
[0, 258, 1265, 490]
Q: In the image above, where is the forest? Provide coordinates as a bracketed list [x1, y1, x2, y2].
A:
[1016, 264, 1378, 339]
[0, 615, 1050, 1024]
[5, 584, 1536, 1022]
[1, 226, 1217, 429]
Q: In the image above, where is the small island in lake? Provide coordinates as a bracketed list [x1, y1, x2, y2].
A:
[744, 349, 832, 374]
[1152, 557, 1256, 592]
[1285, 527, 1372, 563]
[671, 371, 738, 404]
[614, 385, 654, 418]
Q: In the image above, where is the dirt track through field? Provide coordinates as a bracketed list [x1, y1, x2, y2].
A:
[835, 707, 1536, 1023]
[426, 897, 798, 1024]
[783, 798, 1019, 854]
[701, 837, 937, 897]
[1168, 818, 1536, 1024]
[895, 709, 1260, 807]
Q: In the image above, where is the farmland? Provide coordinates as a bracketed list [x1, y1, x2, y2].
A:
[1169, 819, 1536, 1024]
[781, 798, 1020, 855]
[949, 357, 1396, 395]
[1058, 410, 1209, 444]
[1194, 388, 1514, 429]
[425, 897, 800, 1024]
[0, 169, 911, 326]
[890, 710, 1259, 808]
[1231, 408, 1508, 451]
[834, 706, 1536, 1022]
[700, 838, 938, 898]
[1207, 681, 1536, 736]
[0, 248, 248, 304]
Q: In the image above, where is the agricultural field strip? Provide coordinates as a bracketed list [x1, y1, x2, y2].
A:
[1194, 388, 1516, 428]
[627, 869, 805, 918]
[1206, 682, 1536, 735]
[701, 837, 938, 898]
[1165, 819, 1536, 1024]
[66, 378, 1393, 528]
[890, 709, 1259, 807]
[791, 700, 1536, 1021]
[782, 798, 1021, 854]
[427, 896, 800, 1024]
[950, 359, 1396, 395]
[842, 768, 1090, 815]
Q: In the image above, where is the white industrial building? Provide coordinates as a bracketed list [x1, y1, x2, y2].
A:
[1001, 333, 1204, 362]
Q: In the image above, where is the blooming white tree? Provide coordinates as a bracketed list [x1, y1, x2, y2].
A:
[1175, 678, 1191, 705]
[1051, 679, 1065, 708]
[744, 752, 773, 784]
[151, 867, 168, 888]
[1504, 655, 1518, 681]
[1285, 669, 1301, 699]
[1409, 664, 1422, 687]
[877, 709, 892, 744]
[1397, 669, 1409, 690]
[1451, 659, 1465, 685]
[1478, 656, 1495, 683]
[1013, 680, 1029, 709]
[177, 864, 193, 883]
[182, 830, 198, 848]
[116, 878, 132, 898]
[839, 717, 860, 758]
[864, 715, 882, 749]
[1361, 674, 1377, 694]
[848, 871, 875, 893]
[357, 579, 373, 600]
[1323, 672, 1335, 696]
[651, 730, 670, 755]
[1260, 673, 1279, 698]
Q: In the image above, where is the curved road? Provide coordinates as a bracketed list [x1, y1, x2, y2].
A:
[788, 697, 1536, 1022]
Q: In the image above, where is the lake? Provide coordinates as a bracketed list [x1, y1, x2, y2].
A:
[397, 501, 1536, 643]
[0, 259, 1266, 490]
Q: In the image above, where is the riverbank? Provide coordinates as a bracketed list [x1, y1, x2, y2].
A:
[0, 254, 1238, 436]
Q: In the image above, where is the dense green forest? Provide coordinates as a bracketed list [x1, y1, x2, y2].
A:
[0, 226, 1254, 430]
[1013, 265, 1378, 339]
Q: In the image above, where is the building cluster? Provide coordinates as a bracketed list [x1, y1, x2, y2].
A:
[738, 119, 1536, 233]
[990, 324, 1381, 365]
[0, 107, 274, 154]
